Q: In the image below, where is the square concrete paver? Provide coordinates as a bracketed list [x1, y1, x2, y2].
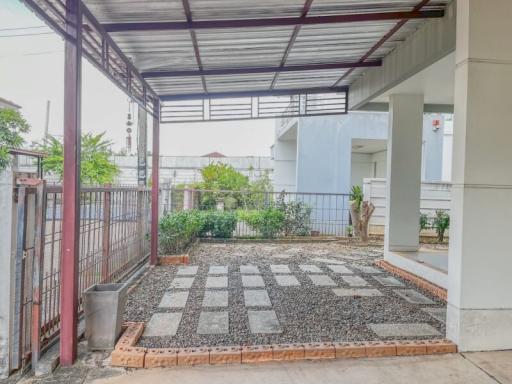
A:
[327, 265, 353, 274]
[422, 307, 447, 323]
[169, 277, 195, 289]
[333, 288, 383, 297]
[309, 274, 337, 286]
[208, 265, 228, 275]
[312, 257, 346, 265]
[274, 275, 300, 287]
[373, 275, 405, 287]
[248, 310, 282, 334]
[354, 266, 382, 274]
[244, 290, 272, 307]
[242, 275, 265, 287]
[176, 266, 199, 276]
[342, 276, 370, 287]
[197, 311, 229, 334]
[158, 291, 189, 308]
[206, 276, 228, 289]
[202, 290, 229, 307]
[240, 265, 260, 274]
[394, 289, 435, 305]
[144, 313, 183, 337]
[270, 265, 291, 274]
[299, 265, 323, 273]
[369, 323, 441, 337]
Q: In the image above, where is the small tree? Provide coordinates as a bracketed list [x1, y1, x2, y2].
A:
[41, 132, 119, 184]
[349, 185, 375, 244]
[0, 108, 30, 171]
[433, 210, 450, 242]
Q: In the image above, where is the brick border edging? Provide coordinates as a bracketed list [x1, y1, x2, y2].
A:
[375, 259, 448, 301]
[158, 254, 190, 265]
[111, 323, 457, 368]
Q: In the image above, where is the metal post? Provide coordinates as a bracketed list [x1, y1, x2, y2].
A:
[31, 180, 46, 369]
[60, 0, 82, 367]
[101, 186, 111, 282]
[150, 100, 160, 265]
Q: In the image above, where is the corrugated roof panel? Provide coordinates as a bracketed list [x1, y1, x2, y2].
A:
[189, 0, 306, 21]
[308, 0, 448, 16]
[146, 77, 204, 94]
[197, 27, 293, 69]
[111, 30, 197, 71]
[84, 0, 186, 23]
[205, 73, 274, 92]
[275, 69, 348, 89]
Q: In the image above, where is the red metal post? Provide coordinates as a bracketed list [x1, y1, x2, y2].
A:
[150, 100, 160, 265]
[60, 0, 82, 367]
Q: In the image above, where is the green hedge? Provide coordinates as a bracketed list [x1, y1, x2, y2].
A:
[238, 208, 285, 239]
[159, 210, 238, 254]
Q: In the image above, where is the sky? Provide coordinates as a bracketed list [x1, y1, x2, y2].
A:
[0, 0, 275, 157]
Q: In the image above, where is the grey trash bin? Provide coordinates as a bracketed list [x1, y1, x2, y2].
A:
[83, 283, 128, 350]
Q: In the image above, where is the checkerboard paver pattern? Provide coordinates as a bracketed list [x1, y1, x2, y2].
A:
[142, 260, 446, 343]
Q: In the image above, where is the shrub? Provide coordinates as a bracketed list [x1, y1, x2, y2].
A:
[419, 213, 429, 232]
[276, 193, 312, 236]
[349, 185, 363, 209]
[433, 210, 450, 242]
[239, 208, 285, 238]
[159, 210, 204, 254]
[200, 210, 237, 238]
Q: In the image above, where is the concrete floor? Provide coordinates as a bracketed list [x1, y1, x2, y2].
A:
[91, 352, 512, 384]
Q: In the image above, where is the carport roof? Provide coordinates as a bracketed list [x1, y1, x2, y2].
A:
[26, 0, 449, 102]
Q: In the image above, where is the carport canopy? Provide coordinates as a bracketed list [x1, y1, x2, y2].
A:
[22, 0, 450, 367]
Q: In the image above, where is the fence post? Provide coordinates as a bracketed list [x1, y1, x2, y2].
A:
[136, 187, 143, 258]
[101, 186, 111, 282]
[11, 185, 26, 371]
[31, 180, 46, 370]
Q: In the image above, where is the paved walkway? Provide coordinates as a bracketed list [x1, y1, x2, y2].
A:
[92, 352, 512, 384]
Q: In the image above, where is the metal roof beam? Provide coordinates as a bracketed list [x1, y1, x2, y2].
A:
[160, 86, 348, 101]
[332, 0, 433, 87]
[103, 10, 444, 32]
[143, 60, 381, 78]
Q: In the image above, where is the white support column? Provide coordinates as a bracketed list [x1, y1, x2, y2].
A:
[384, 94, 424, 254]
[447, 0, 512, 351]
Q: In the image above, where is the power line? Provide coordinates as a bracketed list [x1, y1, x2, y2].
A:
[0, 25, 48, 31]
[0, 32, 54, 38]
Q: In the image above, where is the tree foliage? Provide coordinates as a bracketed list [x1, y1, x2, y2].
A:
[41, 132, 119, 184]
[0, 108, 30, 171]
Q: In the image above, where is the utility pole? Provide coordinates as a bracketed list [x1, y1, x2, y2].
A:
[44, 100, 51, 139]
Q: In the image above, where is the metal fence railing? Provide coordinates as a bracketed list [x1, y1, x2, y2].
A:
[12, 181, 151, 370]
[160, 188, 351, 237]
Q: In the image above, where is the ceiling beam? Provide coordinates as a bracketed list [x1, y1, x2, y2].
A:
[181, 0, 208, 92]
[332, 0, 433, 87]
[270, 0, 314, 90]
[103, 10, 444, 32]
[160, 86, 348, 101]
[143, 60, 381, 78]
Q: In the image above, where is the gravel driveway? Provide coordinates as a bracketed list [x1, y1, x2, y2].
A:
[124, 242, 446, 348]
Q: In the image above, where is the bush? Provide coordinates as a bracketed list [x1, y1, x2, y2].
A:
[276, 193, 312, 236]
[433, 210, 450, 242]
[419, 213, 429, 232]
[159, 210, 204, 254]
[239, 208, 284, 238]
[200, 210, 237, 238]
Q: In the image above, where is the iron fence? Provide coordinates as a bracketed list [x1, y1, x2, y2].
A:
[161, 188, 351, 237]
[13, 182, 151, 370]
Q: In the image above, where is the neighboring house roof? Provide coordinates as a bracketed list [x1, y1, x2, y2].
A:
[0, 97, 21, 110]
[202, 151, 225, 158]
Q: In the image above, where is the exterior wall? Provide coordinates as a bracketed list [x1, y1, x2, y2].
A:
[295, 112, 388, 194]
[363, 178, 451, 234]
[272, 139, 297, 192]
[273, 112, 449, 194]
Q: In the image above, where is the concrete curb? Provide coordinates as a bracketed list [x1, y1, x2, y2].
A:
[375, 259, 448, 301]
[110, 322, 457, 369]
